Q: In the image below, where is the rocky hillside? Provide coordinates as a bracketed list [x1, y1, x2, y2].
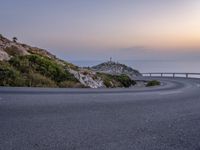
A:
[0, 34, 137, 88]
[91, 61, 141, 78]
[0, 34, 58, 61]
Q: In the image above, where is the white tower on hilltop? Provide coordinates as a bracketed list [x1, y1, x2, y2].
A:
[110, 57, 112, 62]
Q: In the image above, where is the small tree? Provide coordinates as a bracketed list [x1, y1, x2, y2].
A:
[13, 37, 18, 43]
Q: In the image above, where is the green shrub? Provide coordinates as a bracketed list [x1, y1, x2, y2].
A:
[26, 73, 57, 87]
[103, 79, 113, 88]
[1, 54, 84, 87]
[97, 72, 136, 88]
[64, 62, 79, 71]
[146, 80, 160, 87]
[0, 62, 25, 86]
[9, 56, 30, 73]
[113, 74, 136, 87]
[9, 55, 79, 83]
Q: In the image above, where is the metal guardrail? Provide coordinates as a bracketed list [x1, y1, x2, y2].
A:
[142, 73, 200, 78]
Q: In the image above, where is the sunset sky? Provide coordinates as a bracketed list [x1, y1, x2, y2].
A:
[1, 0, 200, 62]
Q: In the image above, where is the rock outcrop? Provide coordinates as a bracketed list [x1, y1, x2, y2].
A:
[0, 49, 10, 61]
[69, 69, 104, 88]
[0, 34, 29, 60]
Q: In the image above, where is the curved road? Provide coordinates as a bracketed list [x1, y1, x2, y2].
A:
[0, 77, 200, 150]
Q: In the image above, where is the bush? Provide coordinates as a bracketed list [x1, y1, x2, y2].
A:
[9, 56, 30, 73]
[64, 62, 79, 71]
[4, 54, 83, 87]
[9, 55, 79, 83]
[26, 73, 57, 87]
[97, 72, 136, 88]
[0, 62, 25, 86]
[59, 81, 85, 88]
[146, 80, 160, 87]
[113, 74, 136, 87]
[103, 79, 113, 88]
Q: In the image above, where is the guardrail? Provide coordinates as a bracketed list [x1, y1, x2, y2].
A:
[142, 73, 200, 78]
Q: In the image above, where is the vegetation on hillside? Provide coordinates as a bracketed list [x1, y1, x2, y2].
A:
[0, 54, 83, 88]
[146, 80, 161, 87]
[97, 72, 136, 88]
[0, 34, 162, 88]
[0, 62, 25, 86]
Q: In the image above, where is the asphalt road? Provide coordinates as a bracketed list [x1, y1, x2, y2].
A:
[0, 77, 200, 150]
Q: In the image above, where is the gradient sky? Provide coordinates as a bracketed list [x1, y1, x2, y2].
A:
[1, 0, 200, 62]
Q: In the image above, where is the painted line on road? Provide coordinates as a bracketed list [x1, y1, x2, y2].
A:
[158, 90, 182, 95]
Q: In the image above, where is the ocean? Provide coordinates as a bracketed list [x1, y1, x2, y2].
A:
[71, 60, 200, 77]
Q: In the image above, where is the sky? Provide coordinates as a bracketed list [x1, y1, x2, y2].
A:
[1, 0, 200, 63]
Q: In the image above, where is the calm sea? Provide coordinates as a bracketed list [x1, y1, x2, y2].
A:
[71, 60, 200, 74]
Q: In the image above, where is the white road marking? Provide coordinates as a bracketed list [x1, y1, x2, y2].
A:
[159, 90, 182, 95]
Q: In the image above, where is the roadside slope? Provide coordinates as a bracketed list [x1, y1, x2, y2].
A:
[0, 34, 137, 88]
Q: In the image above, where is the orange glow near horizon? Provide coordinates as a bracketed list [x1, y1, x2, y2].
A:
[77, 0, 200, 52]
[2, 0, 200, 55]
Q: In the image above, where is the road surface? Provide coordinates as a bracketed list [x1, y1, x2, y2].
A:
[0, 77, 200, 150]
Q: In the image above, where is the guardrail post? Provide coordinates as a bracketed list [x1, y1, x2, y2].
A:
[142, 73, 200, 79]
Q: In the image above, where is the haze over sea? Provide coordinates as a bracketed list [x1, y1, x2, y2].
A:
[1, 0, 200, 76]
[71, 60, 200, 73]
